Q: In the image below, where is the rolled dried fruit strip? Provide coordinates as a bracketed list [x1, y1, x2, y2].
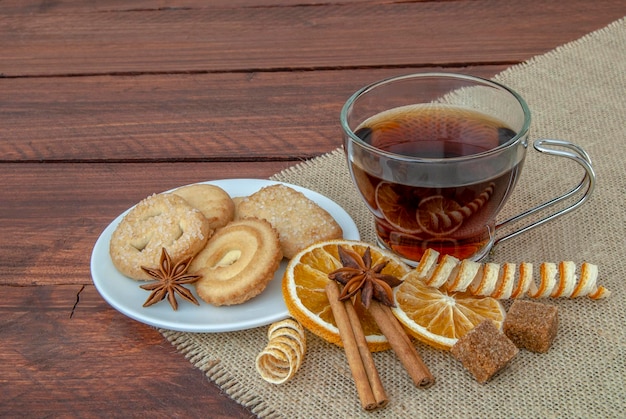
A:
[572, 263, 599, 297]
[271, 335, 304, 367]
[270, 329, 307, 356]
[268, 318, 306, 342]
[268, 319, 307, 359]
[528, 263, 557, 298]
[256, 348, 294, 384]
[445, 259, 481, 293]
[468, 262, 500, 297]
[408, 249, 610, 300]
[490, 263, 516, 299]
[256, 318, 307, 384]
[510, 263, 533, 298]
[426, 254, 459, 288]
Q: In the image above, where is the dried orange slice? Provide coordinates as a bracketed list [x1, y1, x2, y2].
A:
[416, 195, 463, 236]
[391, 272, 505, 350]
[282, 239, 410, 352]
[375, 182, 422, 233]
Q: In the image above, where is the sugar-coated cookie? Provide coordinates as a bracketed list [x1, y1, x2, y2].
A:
[109, 193, 211, 280]
[172, 184, 235, 230]
[236, 184, 343, 258]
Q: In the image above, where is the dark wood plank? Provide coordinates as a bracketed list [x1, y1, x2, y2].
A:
[0, 0, 371, 15]
[0, 66, 507, 162]
[0, 0, 623, 76]
[0, 162, 293, 286]
[0, 284, 254, 418]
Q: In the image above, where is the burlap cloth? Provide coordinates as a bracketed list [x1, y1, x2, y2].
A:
[162, 18, 626, 418]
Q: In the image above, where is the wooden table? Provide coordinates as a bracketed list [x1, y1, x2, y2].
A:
[1, 1, 623, 417]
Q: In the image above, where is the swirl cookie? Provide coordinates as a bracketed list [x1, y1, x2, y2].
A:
[236, 184, 343, 259]
[191, 218, 282, 306]
[172, 184, 235, 230]
[109, 193, 211, 280]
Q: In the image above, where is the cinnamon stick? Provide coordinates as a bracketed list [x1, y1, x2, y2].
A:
[368, 300, 435, 388]
[344, 296, 388, 408]
[325, 282, 378, 411]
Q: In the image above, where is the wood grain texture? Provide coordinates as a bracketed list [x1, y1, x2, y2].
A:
[0, 162, 293, 286]
[0, 284, 253, 418]
[0, 0, 371, 15]
[0, 66, 505, 162]
[1, 0, 623, 77]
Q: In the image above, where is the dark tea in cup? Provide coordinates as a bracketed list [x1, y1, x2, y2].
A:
[341, 73, 595, 263]
[351, 104, 522, 261]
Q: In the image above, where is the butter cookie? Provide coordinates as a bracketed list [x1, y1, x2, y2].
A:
[172, 183, 235, 230]
[109, 193, 211, 280]
[236, 184, 343, 258]
[191, 218, 282, 306]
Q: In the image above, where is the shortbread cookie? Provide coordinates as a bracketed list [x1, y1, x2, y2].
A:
[237, 184, 343, 258]
[109, 193, 211, 280]
[172, 184, 235, 230]
[191, 218, 282, 306]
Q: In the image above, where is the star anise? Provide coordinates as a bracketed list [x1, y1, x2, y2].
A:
[139, 248, 202, 311]
[328, 245, 402, 308]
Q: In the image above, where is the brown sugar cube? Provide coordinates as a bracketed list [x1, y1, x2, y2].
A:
[503, 300, 558, 353]
[450, 320, 519, 384]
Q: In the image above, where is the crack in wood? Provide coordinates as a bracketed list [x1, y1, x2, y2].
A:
[70, 285, 85, 319]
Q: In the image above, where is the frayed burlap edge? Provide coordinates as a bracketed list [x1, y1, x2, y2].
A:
[161, 329, 283, 419]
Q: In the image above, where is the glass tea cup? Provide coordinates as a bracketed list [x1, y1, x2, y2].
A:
[341, 73, 595, 264]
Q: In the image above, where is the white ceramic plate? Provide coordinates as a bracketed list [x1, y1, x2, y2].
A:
[91, 179, 360, 332]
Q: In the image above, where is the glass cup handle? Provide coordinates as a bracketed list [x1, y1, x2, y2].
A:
[494, 139, 596, 246]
